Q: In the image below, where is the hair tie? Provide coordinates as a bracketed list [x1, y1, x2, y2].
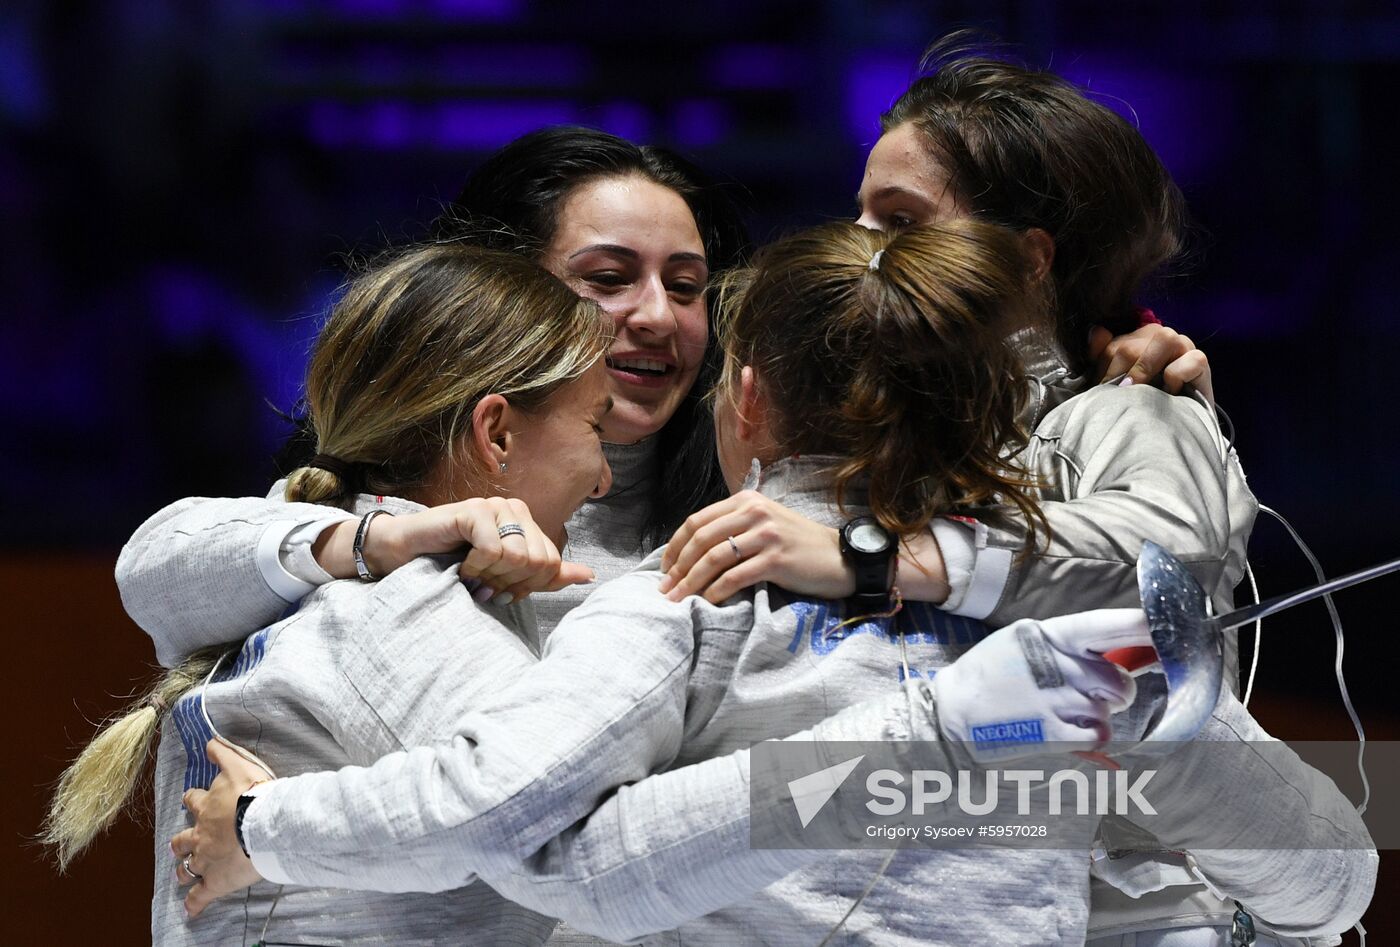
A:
[868, 249, 885, 272]
[147, 694, 168, 714]
[308, 453, 356, 482]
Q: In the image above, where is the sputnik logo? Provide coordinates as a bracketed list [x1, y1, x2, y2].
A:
[787, 755, 865, 828]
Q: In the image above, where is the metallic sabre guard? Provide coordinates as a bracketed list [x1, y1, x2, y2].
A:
[1132, 540, 1223, 750]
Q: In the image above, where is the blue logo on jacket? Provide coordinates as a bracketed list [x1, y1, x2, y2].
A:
[774, 590, 988, 680]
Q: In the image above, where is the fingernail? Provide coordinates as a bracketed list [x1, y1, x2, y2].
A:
[471, 584, 494, 603]
[1117, 376, 1135, 387]
[494, 592, 515, 606]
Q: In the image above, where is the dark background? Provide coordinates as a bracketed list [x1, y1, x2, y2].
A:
[5, 0, 1397, 942]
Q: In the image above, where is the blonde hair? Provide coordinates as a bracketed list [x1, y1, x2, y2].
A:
[44, 243, 610, 870]
[41, 647, 225, 871]
[714, 220, 1046, 543]
[286, 242, 611, 503]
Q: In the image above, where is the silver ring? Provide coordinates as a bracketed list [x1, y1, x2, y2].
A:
[727, 535, 743, 562]
[182, 853, 202, 882]
[497, 523, 526, 540]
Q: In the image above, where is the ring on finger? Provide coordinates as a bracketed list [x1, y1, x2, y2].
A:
[182, 853, 203, 882]
[727, 535, 743, 562]
[497, 523, 526, 540]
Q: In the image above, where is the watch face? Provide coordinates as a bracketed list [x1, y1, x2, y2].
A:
[848, 522, 891, 554]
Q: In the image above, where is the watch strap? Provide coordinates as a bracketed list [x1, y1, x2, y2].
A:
[234, 793, 255, 856]
[841, 517, 896, 609]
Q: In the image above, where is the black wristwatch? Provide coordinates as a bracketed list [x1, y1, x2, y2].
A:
[234, 793, 256, 856]
[839, 516, 896, 611]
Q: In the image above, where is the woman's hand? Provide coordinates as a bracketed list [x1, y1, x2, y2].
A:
[170, 740, 267, 918]
[660, 491, 850, 604]
[314, 497, 594, 602]
[659, 492, 951, 605]
[1088, 324, 1213, 402]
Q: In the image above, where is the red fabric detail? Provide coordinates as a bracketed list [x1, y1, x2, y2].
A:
[1104, 645, 1160, 672]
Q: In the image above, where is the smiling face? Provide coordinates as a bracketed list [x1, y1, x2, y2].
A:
[541, 175, 709, 445]
[504, 360, 615, 546]
[856, 122, 964, 231]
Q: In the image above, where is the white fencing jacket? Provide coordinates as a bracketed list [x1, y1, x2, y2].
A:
[145, 450, 1368, 945]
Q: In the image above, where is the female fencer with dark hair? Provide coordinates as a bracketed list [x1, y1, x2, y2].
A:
[112, 119, 1204, 663]
[162, 221, 1371, 945]
[665, 35, 1253, 647]
[657, 35, 1273, 946]
[115, 125, 750, 659]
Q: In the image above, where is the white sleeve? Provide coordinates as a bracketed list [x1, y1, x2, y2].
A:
[241, 568, 704, 891]
[250, 672, 957, 940]
[481, 678, 960, 941]
[239, 567, 962, 917]
[977, 385, 1257, 629]
[117, 496, 354, 666]
[931, 518, 1012, 620]
[258, 517, 340, 600]
[1125, 691, 1376, 938]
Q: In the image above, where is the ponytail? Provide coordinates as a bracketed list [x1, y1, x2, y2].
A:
[284, 464, 350, 505]
[46, 242, 610, 870]
[718, 220, 1047, 546]
[842, 221, 1047, 545]
[42, 646, 227, 871]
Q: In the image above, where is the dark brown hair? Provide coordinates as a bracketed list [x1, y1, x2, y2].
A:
[436, 126, 752, 546]
[882, 33, 1187, 373]
[715, 220, 1044, 540]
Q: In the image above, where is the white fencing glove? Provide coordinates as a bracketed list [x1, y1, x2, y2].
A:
[932, 608, 1152, 763]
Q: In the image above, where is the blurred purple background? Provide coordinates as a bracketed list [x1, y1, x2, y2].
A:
[5, 1, 1399, 716]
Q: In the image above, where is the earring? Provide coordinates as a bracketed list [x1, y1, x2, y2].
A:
[499, 462, 508, 473]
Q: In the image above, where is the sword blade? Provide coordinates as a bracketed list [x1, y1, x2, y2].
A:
[1214, 555, 1400, 632]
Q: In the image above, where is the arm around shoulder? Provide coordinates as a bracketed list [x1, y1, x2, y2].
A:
[479, 675, 958, 941]
[117, 494, 352, 666]
[237, 567, 707, 890]
[979, 385, 1256, 627]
